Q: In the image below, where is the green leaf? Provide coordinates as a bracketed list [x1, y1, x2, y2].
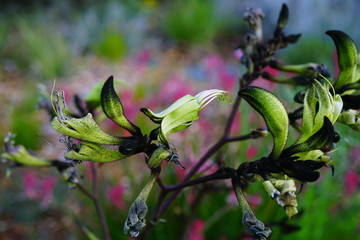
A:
[51, 113, 125, 145]
[282, 117, 334, 157]
[101, 76, 142, 136]
[64, 141, 129, 162]
[239, 87, 289, 160]
[326, 30, 358, 91]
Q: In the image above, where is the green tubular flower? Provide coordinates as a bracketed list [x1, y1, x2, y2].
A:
[141, 89, 231, 146]
[51, 113, 125, 145]
[51, 76, 146, 163]
[64, 141, 129, 163]
[239, 86, 289, 160]
[2, 145, 52, 167]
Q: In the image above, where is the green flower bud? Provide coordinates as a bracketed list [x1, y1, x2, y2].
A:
[337, 109, 360, 131]
[263, 179, 298, 217]
[147, 146, 171, 169]
[101, 76, 142, 136]
[326, 30, 358, 92]
[239, 86, 289, 160]
[124, 169, 160, 237]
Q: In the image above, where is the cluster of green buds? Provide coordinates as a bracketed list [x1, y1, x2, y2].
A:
[237, 78, 342, 218]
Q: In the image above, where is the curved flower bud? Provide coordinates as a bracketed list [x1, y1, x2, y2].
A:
[232, 177, 272, 239]
[263, 179, 298, 217]
[147, 144, 183, 169]
[276, 3, 288, 31]
[337, 109, 360, 131]
[64, 141, 129, 163]
[239, 87, 289, 160]
[101, 76, 142, 136]
[326, 30, 358, 92]
[51, 113, 125, 145]
[124, 169, 160, 237]
[141, 89, 231, 146]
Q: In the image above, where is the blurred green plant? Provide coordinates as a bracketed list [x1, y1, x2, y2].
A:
[163, 0, 223, 47]
[15, 18, 73, 80]
[92, 30, 127, 61]
[11, 90, 42, 149]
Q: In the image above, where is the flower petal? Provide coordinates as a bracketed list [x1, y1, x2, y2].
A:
[239, 87, 289, 160]
[101, 76, 142, 136]
[326, 30, 358, 91]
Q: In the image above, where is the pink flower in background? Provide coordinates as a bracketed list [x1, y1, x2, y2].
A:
[242, 237, 255, 240]
[132, 49, 151, 75]
[204, 55, 224, 71]
[189, 219, 205, 240]
[251, 66, 277, 91]
[233, 49, 244, 60]
[221, 72, 236, 91]
[159, 74, 193, 103]
[203, 54, 236, 91]
[120, 90, 138, 121]
[246, 145, 257, 161]
[107, 184, 126, 209]
[230, 112, 241, 135]
[23, 171, 56, 208]
[24, 171, 38, 199]
[344, 170, 359, 195]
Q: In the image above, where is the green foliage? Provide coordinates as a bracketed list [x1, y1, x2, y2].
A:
[11, 90, 41, 150]
[15, 17, 73, 80]
[163, 0, 222, 46]
[92, 31, 127, 61]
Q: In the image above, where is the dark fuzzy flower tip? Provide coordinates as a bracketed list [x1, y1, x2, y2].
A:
[281, 160, 325, 182]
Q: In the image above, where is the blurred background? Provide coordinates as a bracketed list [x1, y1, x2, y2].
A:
[0, 0, 359, 239]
